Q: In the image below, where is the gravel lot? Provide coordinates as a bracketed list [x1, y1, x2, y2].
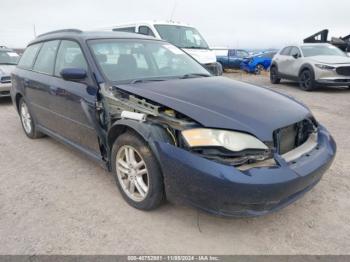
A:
[0, 73, 349, 255]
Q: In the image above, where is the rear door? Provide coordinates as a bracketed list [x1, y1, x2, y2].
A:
[49, 40, 100, 154]
[27, 40, 60, 128]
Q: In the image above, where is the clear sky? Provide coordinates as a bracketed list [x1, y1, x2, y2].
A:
[1, 0, 349, 49]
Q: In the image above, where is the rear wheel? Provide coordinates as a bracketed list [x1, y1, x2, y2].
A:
[299, 69, 316, 91]
[270, 66, 281, 84]
[255, 64, 264, 75]
[111, 132, 164, 210]
[19, 98, 44, 139]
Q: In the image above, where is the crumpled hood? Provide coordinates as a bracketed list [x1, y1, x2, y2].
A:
[115, 77, 311, 141]
[0, 65, 16, 76]
[310, 55, 350, 64]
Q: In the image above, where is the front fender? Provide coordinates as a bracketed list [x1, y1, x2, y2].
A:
[106, 119, 173, 169]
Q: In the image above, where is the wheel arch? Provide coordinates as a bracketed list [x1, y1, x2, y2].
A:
[298, 63, 315, 77]
[107, 119, 173, 170]
[15, 92, 23, 113]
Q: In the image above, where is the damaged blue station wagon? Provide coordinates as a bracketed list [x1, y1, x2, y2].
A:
[11, 30, 336, 217]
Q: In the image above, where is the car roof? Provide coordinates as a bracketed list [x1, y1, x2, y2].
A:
[109, 20, 192, 28]
[0, 46, 13, 52]
[28, 29, 161, 46]
[299, 43, 333, 48]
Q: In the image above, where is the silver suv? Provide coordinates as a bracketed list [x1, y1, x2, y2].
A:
[270, 43, 350, 91]
[0, 47, 20, 97]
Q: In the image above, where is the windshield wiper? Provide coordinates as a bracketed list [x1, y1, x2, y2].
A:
[130, 78, 168, 84]
[180, 73, 211, 79]
[184, 46, 208, 49]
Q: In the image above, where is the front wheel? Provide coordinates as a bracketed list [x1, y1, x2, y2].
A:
[255, 64, 264, 75]
[111, 132, 164, 210]
[299, 69, 316, 91]
[270, 66, 281, 84]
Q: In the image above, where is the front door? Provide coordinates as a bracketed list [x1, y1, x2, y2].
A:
[49, 40, 100, 154]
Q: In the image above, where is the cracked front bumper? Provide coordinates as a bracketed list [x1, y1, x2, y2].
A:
[155, 125, 336, 217]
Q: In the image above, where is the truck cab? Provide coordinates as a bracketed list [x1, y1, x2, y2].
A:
[214, 48, 249, 70]
[110, 21, 222, 75]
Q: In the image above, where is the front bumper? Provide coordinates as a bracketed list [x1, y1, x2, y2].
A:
[0, 82, 11, 97]
[315, 67, 350, 86]
[155, 125, 336, 217]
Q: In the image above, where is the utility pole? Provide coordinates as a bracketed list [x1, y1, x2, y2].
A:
[33, 24, 37, 38]
[170, 0, 177, 21]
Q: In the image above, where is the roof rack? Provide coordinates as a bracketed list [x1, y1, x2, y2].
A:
[37, 29, 83, 38]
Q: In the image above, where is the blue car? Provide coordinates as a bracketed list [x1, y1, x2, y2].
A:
[241, 51, 276, 74]
[11, 30, 336, 217]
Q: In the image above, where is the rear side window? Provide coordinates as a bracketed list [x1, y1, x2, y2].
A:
[280, 47, 292, 56]
[17, 43, 42, 69]
[138, 26, 155, 37]
[33, 40, 60, 75]
[54, 40, 88, 76]
[113, 27, 136, 33]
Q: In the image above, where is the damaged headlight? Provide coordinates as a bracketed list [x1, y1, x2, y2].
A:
[181, 128, 274, 168]
[181, 128, 268, 152]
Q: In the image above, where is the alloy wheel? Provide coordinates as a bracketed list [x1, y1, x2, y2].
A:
[116, 145, 149, 202]
[300, 71, 312, 90]
[20, 102, 32, 134]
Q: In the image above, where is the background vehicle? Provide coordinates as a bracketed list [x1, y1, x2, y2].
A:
[304, 29, 350, 54]
[109, 21, 222, 75]
[0, 46, 20, 97]
[270, 43, 350, 91]
[240, 51, 276, 74]
[214, 48, 249, 70]
[11, 30, 336, 217]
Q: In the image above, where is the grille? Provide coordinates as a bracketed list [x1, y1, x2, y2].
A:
[336, 66, 350, 76]
[274, 119, 316, 155]
[0, 76, 11, 83]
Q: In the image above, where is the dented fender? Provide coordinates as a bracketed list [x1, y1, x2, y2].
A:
[106, 119, 173, 169]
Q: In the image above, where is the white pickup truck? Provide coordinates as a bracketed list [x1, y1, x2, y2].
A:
[109, 21, 222, 75]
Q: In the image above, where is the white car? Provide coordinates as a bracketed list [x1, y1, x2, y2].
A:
[270, 43, 350, 91]
[107, 21, 222, 75]
[0, 47, 20, 97]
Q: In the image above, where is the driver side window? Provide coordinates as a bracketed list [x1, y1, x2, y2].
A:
[55, 40, 88, 77]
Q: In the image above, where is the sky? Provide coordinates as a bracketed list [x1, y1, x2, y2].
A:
[0, 0, 349, 49]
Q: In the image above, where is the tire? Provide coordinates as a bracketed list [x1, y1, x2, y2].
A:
[255, 64, 264, 75]
[270, 66, 281, 84]
[299, 69, 316, 91]
[111, 131, 164, 210]
[18, 98, 44, 139]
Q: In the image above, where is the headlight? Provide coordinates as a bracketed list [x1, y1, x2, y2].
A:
[315, 64, 335, 71]
[181, 128, 268, 152]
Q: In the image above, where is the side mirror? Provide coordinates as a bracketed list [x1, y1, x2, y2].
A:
[60, 68, 87, 81]
[292, 53, 299, 59]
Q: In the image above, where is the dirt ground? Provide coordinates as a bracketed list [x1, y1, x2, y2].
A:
[0, 73, 349, 255]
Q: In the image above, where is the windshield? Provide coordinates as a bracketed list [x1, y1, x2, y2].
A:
[89, 39, 210, 83]
[0, 50, 20, 65]
[154, 25, 209, 49]
[301, 45, 346, 57]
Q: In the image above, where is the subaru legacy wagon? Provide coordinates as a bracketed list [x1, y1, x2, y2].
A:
[11, 30, 336, 217]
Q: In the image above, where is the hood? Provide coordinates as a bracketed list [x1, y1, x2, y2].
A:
[310, 55, 350, 64]
[0, 65, 16, 76]
[115, 77, 311, 141]
[182, 48, 217, 64]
